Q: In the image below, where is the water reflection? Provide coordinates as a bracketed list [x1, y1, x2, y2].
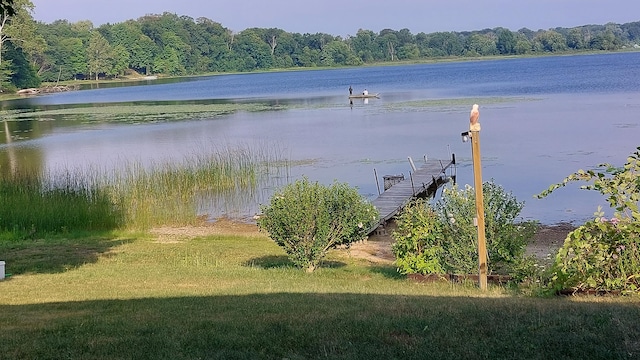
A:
[0, 120, 45, 178]
[197, 168, 292, 222]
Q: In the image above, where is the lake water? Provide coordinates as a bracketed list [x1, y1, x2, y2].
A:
[2, 52, 640, 225]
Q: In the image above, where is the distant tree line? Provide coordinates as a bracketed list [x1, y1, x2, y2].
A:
[2, 1, 640, 91]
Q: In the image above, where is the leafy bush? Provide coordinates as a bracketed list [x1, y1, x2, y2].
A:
[392, 180, 536, 276]
[548, 215, 639, 294]
[538, 147, 640, 294]
[257, 177, 379, 272]
[391, 200, 445, 275]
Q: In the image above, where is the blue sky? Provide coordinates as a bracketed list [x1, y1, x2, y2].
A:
[30, 0, 640, 36]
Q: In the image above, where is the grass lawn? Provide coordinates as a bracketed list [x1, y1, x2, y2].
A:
[1, 224, 639, 359]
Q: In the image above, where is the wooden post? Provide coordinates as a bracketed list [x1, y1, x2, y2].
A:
[470, 130, 488, 290]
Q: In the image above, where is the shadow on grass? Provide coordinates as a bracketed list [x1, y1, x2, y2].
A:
[244, 255, 346, 269]
[369, 264, 405, 279]
[243, 255, 293, 269]
[0, 236, 134, 276]
[2, 293, 639, 359]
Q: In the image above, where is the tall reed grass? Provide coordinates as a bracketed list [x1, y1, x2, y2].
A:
[0, 171, 122, 235]
[0, 144, 288, 235]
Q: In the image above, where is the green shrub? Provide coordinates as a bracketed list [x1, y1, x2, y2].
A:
[257, 177, 379, 272]
[391, 200, 445, 275]
[538, 146, 640, 294]
[549, 215, 639, 294]
[392, 180, 537, 276]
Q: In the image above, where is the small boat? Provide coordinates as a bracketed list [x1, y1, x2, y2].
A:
[349, 93, 380, 99]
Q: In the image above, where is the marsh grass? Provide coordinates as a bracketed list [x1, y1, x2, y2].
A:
[0, 144, 287, 234]
[0, 172, 123, 235]
[1, 232, 639, 359]
[108, 147, 272, 229]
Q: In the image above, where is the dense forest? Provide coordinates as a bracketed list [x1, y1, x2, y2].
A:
[2, 0, 640, 91]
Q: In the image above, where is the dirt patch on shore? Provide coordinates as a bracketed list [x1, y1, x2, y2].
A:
[347, 221, 575, 265]
[150, 218, 574, 263]
[525, 222, 574, 260]
[150, 218, 261, 243]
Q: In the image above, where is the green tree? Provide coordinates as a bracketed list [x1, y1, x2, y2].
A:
[0, 0, 15, 17]
[257, 177, 379, 272]
[320, 40, 354, 66]
[377, 29, 398, 61]
[465, 33, 498, 56]
[496, 28, 516, 55]
[296, 46, 320, 67]
[566, 28, 586, 50]
[533, 30, 567, 52]
[153, 46, 183, 75]
[196, 17, 234, 72]
[35, 20, 94, 81]
[514, 32, 532, 54]
[0, 0, 35, 65]
[138, 13, 194, 74]
[397, 43, 420, 60]
[87, 31, 114, 80]
[423, 32, 464, 57]
[153, 31, 189, 75]
[177, 16, 210, 73]
[110, 44, 129, 77]
[350, 29, 380, 62]
[32, 21, 62, 81]
[4, 40, 39, 88]
[272, 31, 298, 68]
[0, 57, 12, 90]
[395, 28, 414, 47]
[234, 29, 273, 71]
[109, 20, 157, 74]
[621, 21, 640, 42]
[590, 29, 621, 50]
[59, 37, 86, 79]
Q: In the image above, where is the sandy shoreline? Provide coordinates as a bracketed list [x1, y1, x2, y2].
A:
[151, 218, 574, 264]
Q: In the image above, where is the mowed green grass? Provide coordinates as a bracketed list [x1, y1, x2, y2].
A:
[1, 231, 639, 359]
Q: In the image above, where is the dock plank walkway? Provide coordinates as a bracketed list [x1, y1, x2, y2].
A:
[368, 157, 455, 234]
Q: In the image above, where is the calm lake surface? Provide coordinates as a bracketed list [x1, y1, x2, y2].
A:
[2, 52, 640, 225]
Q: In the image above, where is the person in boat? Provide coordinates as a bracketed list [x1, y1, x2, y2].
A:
[363, 89, 368, 96]
[349, 85, 353, 95]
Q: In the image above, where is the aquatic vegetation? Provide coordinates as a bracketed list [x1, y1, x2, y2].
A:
[0, 144, 289, 234]
[0, 103, 289, 124]
[106, 146, 283, 229]
[385, 97, 539, 112]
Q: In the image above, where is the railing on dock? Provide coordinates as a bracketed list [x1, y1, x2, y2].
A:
[368, 154, 455, 235]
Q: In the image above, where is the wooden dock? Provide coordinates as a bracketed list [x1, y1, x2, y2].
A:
[368, 155, 456, 235]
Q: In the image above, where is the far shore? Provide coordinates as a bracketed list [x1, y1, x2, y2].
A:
[5, 48, 637, 102]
